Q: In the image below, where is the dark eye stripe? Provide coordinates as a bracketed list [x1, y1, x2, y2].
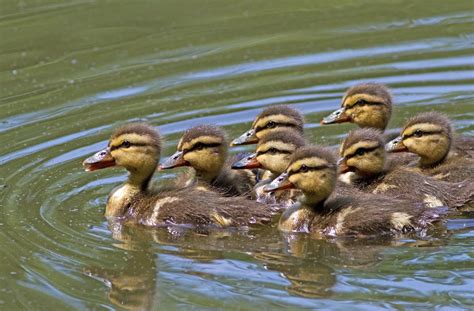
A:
[186, 142, 221, 153]
[346, 145, 380, 159]
[403, 130, 443, 139]
[288, 165, 328, 176]
[347, 100, 384, 108]
[255, 122, 296, 133]
[110, 142, 148, 151]
[257, 149, 293, 156]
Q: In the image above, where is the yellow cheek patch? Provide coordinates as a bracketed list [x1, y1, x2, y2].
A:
[343, 94, 387, 108]
[403, 123, 443, 137]
[343, 141, 380, 158]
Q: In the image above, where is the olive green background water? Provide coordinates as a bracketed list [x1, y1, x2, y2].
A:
[1, 0, 473, 310]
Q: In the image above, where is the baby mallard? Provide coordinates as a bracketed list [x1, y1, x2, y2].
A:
[159, 125, 256, 197]
[386, 112, 474, 183]
[264, 146, 446, 237]
[231, 105, 304, 146]
[339, 128, 472, 209]
[232, 128, 306, 206]
[83, 123, 275, 228]
[321, 83, 392, 130]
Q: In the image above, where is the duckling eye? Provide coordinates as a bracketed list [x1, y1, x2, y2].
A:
[268, 148, 278, 154]
[355, 148, 365, 156]
[194, 143, 205, 150]
[121, 140, 131, 148]
[356, 99, 366, 105]
[414, 130, 423, 138]
[300, 164, 309, 173]
[266, 121, 276, 129]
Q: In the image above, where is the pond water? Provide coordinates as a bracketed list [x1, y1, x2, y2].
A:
[1, 0, 473, 309]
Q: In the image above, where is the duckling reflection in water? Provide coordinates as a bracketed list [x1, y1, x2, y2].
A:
[232, 128, 306, 207]
[387, 111, 474, 184]
[264, 146, 447, 237]
[160, 124, 257, 197]
[83, 123, 277, 229]
[339, 128, 473, 209]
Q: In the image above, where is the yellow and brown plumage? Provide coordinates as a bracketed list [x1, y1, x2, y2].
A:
[263, 146, 446, 237]
[83, 123, 276, 228]
[230, 105, 304, 146]
[386, 112, 474, 183]
[160, 124, 257, 197]
[339, 128, 473, 209]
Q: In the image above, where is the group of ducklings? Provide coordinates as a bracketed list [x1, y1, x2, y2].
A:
[83, 83, 473, 238]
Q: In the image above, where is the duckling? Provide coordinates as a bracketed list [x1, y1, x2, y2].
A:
[230, 105, 304, 146]
[386, 112, 474, 183]
[339, 128, 472, 209]
[321, 83, 392, 130]
[263, 146, 446, 237]
[159, 125, 256, 197]
[83, 123, 276, 228]
[232, 128, 306, 206]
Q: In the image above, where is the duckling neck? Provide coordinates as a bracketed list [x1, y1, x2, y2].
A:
[300, 192, 327, 209]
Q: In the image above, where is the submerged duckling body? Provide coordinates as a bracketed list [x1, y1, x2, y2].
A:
[232, 128, 306, 207]
[386, 112, 474, 183]
[264, 146, 446, 237]
[160, 125, 257, 197]
[339, 128, 473, 209]
[83, 123, 275, 228]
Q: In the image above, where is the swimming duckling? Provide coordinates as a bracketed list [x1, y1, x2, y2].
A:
[321, 83, 392, 130]
[339, 128, 472, 209]
[159, 125, 256, 197]
[232, 128, 306, 206]
[230, 105, 304, 146]
[264, 146, 446, 237]
[386, 112, 474, 183]
[83, 123, 276, 228]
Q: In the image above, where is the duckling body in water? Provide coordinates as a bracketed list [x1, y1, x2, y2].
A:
[339, 128, 473, 209]
[232, 128, 306, 207]
[264, 146, 446, 237]
[83, 123, 276, 229]
[160, 125, 257, 197]
[386, 112, 474, 183]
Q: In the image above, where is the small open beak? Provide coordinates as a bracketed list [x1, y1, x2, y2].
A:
[385, 136, 408, 152]
[337, 157, 352, 174]
[83, 148, 116, 172]
[263, 173, 295, 192]
[320, 107, 351, 125]
[230, 129, 258, 146]
[159, 150, 189, 170]
[231, 153, 262, 169]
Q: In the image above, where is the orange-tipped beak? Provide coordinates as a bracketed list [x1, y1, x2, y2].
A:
[385, 136, 408, 153]
[231, 153, 262, 169]
[320, 107, 351, 125]
[263, 173, 295, 192]
[83, 148, 116, 172]
[159, 150, 189, 170]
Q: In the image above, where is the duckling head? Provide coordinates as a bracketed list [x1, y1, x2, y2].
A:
[264, 146, 337, 205]
[160, 125, 227, 181]
[232, 128, 306, 175]
[321, 83, 392, 130]
[386, 112, 452, 167]
[230, 105, 304, 146]
[83, 123, 161, 187]
[339, 128, 386, 177]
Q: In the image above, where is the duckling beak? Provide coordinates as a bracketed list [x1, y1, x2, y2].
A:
[83, 148, 116, 172]
[263, 173, 294, 192]
[231, 153, 262, 169]
[337, 157, 352, 174]
[320, 107, 351, 125]
[159, 151, 189, 170]
[230, 129, 258, 146]
[385, 136, 407, 152]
